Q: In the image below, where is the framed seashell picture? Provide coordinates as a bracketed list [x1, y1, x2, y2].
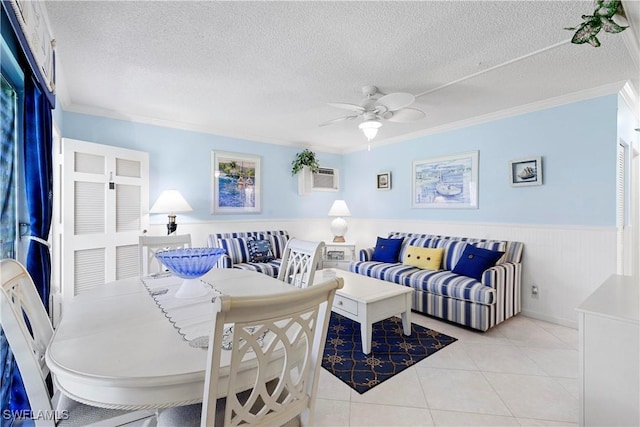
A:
[510, 156, 542, 187]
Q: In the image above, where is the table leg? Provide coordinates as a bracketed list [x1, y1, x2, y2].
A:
[361, 322, 372, 354]
[401, 294, 412, 336]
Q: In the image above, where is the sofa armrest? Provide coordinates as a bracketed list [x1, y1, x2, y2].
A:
[359, 248, 375, 261]
[481, 262, 522, 323]
[216, 254, 233, 269]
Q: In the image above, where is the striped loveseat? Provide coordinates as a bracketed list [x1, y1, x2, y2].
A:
[350, 232, 524, 331]
[207, 230, 290, 278]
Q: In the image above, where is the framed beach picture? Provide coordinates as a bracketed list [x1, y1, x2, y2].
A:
[376, 171, 391, 190]
[509, 156, 542, 187]
[211, 151, 261, 213]
[412, 151, 479, 209]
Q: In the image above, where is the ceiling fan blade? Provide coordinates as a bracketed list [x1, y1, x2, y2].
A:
[386, 108, 426, 123]
[376, 92, 415, 111]
[319, 116, 358, 127]
[327, 102, 366, 113]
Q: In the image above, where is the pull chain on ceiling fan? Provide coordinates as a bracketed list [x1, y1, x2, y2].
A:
[320, 85, 426, 142]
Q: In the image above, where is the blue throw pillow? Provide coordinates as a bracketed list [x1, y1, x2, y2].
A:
[371, 237, 404, 263]
[452, 245, 504, 281]
[247, 239, 275, 263]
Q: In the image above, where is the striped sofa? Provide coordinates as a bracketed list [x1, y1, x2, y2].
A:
[207, 230, 290, 278]
[349, 232, 524, 331]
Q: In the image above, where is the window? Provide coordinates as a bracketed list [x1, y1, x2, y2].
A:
[0, 74, 17, 260]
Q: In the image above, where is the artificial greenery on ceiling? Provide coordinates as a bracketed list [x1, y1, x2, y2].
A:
[565, 0, 628, 47]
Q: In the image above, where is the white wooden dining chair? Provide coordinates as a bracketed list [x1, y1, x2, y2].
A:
[0, 259, 154, 426]
[139, 233, 192, 276]
[157, 276, 343, 427]
[276, 239, 325, 288]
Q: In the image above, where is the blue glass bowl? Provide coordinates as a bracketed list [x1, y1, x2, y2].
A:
[155, 248, 226, 279]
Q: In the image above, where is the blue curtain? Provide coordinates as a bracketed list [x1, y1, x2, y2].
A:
[23, 74, 53, 311]
[6, 74, 54, 417]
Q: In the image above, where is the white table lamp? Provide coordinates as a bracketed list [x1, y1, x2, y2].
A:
[150, 190, 193, 235]
[328, 200, 351, 242]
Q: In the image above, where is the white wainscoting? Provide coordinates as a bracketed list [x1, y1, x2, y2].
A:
[149, 218, 617, 329]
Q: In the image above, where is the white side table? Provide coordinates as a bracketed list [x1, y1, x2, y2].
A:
[322, 241, 356, 270]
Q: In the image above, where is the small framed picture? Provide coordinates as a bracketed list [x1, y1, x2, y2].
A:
[327, 250, 345, 261]
[376, 171, 391, 190]
[510, 157, 542, 187]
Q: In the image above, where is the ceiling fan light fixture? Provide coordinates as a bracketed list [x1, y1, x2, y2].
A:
[359, 120, 382, 141]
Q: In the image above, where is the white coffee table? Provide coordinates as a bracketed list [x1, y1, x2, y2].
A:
[323, 269, 414, 354]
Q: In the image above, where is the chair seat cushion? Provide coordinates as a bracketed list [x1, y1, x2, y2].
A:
[56, 394, 153, 427]
[157, 396, 300, 427]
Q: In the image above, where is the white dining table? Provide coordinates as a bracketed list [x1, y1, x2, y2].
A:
[45, 269, 299, 410]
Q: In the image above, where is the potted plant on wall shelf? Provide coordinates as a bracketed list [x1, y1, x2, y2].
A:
[291, 149, 319, 175]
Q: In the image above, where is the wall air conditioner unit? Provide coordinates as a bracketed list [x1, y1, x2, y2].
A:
[298, 166, 339, 195]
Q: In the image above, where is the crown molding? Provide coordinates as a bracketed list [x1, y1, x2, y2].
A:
[348, 81, 628, 153]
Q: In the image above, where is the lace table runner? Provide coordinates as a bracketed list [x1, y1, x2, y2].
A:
[141, 274, 219, 344]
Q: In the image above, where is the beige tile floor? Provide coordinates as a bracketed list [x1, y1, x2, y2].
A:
[314, 313, 579, 427]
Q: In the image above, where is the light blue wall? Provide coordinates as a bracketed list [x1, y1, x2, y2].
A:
[61, 94, 619, 227]
[61, 113, 343, 223]
[343, 95, 619, 226]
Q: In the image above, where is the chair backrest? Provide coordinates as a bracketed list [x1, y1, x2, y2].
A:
[139, 234, 192, 276]
[201, 276, 343, 426]
[276, 239, 325, 288]
[0, 259, 55, 422]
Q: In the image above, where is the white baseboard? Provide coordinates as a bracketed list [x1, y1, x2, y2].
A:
[521, 308, 578, 330]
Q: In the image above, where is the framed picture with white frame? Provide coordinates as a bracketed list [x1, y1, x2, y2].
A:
[211, 151, 261, 213]
[412, 151, 479, 209]
[509, 156, 542, 187]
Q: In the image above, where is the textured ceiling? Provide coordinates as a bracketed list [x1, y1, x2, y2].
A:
[44, 1, 639, 152]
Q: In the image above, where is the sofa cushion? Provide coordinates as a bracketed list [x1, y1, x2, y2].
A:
[350, 260, 419, 285]
[217, 237, 252, 264]
[233, 260, 281, 278]
[403, 268, 495, 305]
[473, 241, 507, 264]
[215, 231, 262, 239]
[452, 245, 504, 280]
[435, 239, 469, 270]
[268, 234, 289, 259]
[372, 237, 404, 263]
[403, 246, 443, 270]
[398, 236, 439, 262]
[247, 239, 275, 263]
[349, 261, 495, 305]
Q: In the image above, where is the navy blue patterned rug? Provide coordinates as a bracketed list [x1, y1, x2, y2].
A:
[322, 312, 457, 394]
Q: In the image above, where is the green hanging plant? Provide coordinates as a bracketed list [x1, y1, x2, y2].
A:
[565, 0, 628, 47]
[291, 149, 320, 175]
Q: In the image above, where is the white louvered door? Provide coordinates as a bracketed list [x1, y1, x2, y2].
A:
[58, 138, 148, 311]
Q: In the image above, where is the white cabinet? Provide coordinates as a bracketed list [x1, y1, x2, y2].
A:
[322, 242, 356, 270]
[577, 274, 639, 427]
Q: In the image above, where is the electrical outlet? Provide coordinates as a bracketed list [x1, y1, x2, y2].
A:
[531, 285, 539, 299]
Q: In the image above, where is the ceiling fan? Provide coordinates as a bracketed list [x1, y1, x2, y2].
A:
[320, 85, 426, 141]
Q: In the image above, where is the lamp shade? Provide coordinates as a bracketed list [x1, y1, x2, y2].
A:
[328, 200, 351, 217]
[150, 190, 193, 214]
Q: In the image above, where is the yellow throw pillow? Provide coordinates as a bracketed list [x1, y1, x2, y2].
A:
[403, 246, 444, 270]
